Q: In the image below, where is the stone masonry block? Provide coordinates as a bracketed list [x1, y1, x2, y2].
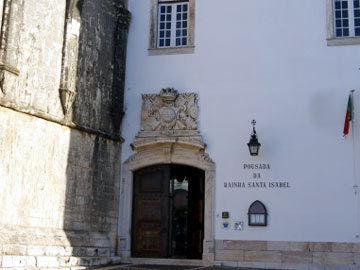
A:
[313, 242, 333, 252]
[215, 249, 244, 261]
[45, 246, 69, 257]
[36, 256, 60, 268]
[215, 240, 223, 250]
[325, 252, 354, 265]
[100, 257, 113, 265]
[97, 248, 111, 257]
[354, 253, 360, 264]
[332, 243, 354, 252]
[238, 261, 266, 269]
[281, 262, 310, 270]
[72, 247, 94, 257]
[308, 263, 326, 270]
[354, 244, 360, 253]
[58, 256, 88, 268]
[313, 252, 355, 266]
[1, 244, 27, 255]
[289, 242, 314, 252]
[1, 256, 35, 268]
[218, 261, 238, 267]
[244, 250, 282, 263]
[223, 240, 267, 251]
[323, 266, 360, 270]
[27, 246, 46, 256]
[267, 241, 290, 251]
[263, 262, 284, 270]
[313, 252, 326, 265]
[281, 251, 313, 264]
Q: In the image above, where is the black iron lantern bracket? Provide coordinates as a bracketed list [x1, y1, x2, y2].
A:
[247, 119, 261, 156]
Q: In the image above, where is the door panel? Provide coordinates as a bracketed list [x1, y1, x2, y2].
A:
[187, 168, 205, 259]
[132, 165, 170, 258]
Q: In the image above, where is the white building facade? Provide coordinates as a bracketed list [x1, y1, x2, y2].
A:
[119, 0, 360, 269]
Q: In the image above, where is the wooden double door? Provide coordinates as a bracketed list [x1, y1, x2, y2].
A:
[131, 164, 204, 259]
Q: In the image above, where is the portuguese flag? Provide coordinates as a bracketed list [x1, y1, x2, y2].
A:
[343, 93, 354, 137]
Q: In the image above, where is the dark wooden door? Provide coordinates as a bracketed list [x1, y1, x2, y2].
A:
[187, 168, 205, 259]
[131, 165, 170, 258]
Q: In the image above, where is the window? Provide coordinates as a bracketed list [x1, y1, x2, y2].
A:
[327, 0, 360, 45]
[248, 200, 268, 227]
[158, 2, 188, 48]
[334, 0, 360, 37]
[149, 0, 195, 55]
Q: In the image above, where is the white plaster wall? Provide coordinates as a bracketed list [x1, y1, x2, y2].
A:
[123, 0, 360, 243]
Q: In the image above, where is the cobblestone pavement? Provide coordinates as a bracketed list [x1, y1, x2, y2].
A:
[97, 265, 269, 270]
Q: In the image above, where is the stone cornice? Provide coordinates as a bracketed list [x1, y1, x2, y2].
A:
[0, 99, 124, 142]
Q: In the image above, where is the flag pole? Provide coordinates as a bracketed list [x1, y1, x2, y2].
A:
[350, 90, 360, 239]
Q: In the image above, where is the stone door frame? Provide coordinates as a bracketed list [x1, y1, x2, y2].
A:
[118, 140, 215, 265]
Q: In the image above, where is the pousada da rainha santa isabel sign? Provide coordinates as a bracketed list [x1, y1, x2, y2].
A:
[224, 163, 291, 189]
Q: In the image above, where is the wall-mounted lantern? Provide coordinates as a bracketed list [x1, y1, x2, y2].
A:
[248, 200, 268, 226]
[247, 119, 261, 156]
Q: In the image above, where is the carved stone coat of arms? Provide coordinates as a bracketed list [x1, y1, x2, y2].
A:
[140, 88, 199, 133]
[132, 88, 205, 150]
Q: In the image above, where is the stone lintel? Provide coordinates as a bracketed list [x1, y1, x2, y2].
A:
[132, 135, 205, 152]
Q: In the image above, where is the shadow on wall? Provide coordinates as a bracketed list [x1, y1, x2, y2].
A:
[63, 0, 129, 266]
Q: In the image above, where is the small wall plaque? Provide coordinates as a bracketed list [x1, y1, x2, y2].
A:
[222, 211, 230, 219]
[222, 221, 230, 230]
[234, 221, 244, 231]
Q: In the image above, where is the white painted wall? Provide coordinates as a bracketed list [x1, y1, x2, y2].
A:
[123, 0, 360, 243]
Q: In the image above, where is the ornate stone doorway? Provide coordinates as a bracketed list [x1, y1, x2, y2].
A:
[118, 89, 215, 264]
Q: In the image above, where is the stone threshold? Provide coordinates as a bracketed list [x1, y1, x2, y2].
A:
[120, 258, 204, 267]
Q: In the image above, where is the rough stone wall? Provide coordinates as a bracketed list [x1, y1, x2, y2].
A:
[11, 0, 65, 116]
[73, 0, 129, 134]
[0, 107, 122, 268]
[0, 107, 70, 229]
[0, 0, 130, 268]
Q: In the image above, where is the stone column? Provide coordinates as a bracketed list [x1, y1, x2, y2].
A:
[203, 169, 215, 263]
[111, 3, 131, 132]
[118, 166, 134, 258]
[59, 0, 83, 118]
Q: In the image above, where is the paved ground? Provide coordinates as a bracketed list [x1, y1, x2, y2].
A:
[98, 265, 267, 270]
